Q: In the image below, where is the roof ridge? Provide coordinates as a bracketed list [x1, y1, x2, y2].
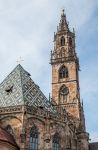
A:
[18, 65, 25, 106]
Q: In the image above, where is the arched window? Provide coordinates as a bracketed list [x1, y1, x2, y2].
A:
[59, 85, 69, 103]
[61, 36, 65, 46]
[52, 133, 60, 150]
[69, 37, 72, 47]
[30, 125, 38, 150]
[59, 65, 68, 79]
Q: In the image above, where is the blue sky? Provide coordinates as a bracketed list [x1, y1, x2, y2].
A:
[0, 0, 98, 142]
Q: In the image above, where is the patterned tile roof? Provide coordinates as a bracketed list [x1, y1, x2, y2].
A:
[0, 65, 56, 114]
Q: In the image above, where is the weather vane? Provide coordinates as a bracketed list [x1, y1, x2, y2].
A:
[16, 56, 24, 64]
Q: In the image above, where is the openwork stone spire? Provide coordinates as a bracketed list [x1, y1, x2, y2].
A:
[58, 9, 69, 32]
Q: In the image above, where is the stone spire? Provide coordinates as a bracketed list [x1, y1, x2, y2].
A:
[58, 9, 69, 32]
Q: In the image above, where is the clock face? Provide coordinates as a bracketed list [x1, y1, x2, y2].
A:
[60, 85, 69, 95]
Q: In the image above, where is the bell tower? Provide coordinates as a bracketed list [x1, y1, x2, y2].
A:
[50, 10, 80, 121]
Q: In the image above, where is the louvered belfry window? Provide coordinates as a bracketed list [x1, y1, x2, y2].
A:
[59, 65, 68, 79]
[61, 36, 65, 46]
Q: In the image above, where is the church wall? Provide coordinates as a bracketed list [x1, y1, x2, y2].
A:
[22, 114, 77, 150]
[52, 62, 77, 83]
[52, 61, 80, 118]
[52, 62, 78, 103]
[25, 116, 45, 149]
[0, 113, 22, 146]
[0, 108, 77, 150]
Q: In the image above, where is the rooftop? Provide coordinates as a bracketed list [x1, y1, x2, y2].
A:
[0, 64, 57, 114]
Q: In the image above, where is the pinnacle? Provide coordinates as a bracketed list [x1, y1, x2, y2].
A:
[57, 9, 69, 32]
[62, 9, 65, 15]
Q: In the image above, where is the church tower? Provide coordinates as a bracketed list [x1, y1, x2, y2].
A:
[51, 10, 81, 123]
[0, 10, 90, 150]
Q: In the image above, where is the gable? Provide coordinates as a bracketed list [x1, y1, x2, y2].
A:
[0, 65, 56, 114]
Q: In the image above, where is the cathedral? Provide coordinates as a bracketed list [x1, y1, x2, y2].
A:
[0, 10, 90, 150]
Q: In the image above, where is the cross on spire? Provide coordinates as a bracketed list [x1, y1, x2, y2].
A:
[16, 57, 24, 64]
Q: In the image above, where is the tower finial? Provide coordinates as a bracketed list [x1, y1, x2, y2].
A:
[82, 99, 83, 107]
[57, 9, 69, 32]
[62, 9, 65, 15]
[61, 8, 66, 18]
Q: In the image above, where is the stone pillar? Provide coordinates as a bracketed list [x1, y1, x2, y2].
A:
[77, 132, 89, 150]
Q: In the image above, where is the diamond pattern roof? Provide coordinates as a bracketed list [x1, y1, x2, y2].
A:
[0, 65, 56, 113]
